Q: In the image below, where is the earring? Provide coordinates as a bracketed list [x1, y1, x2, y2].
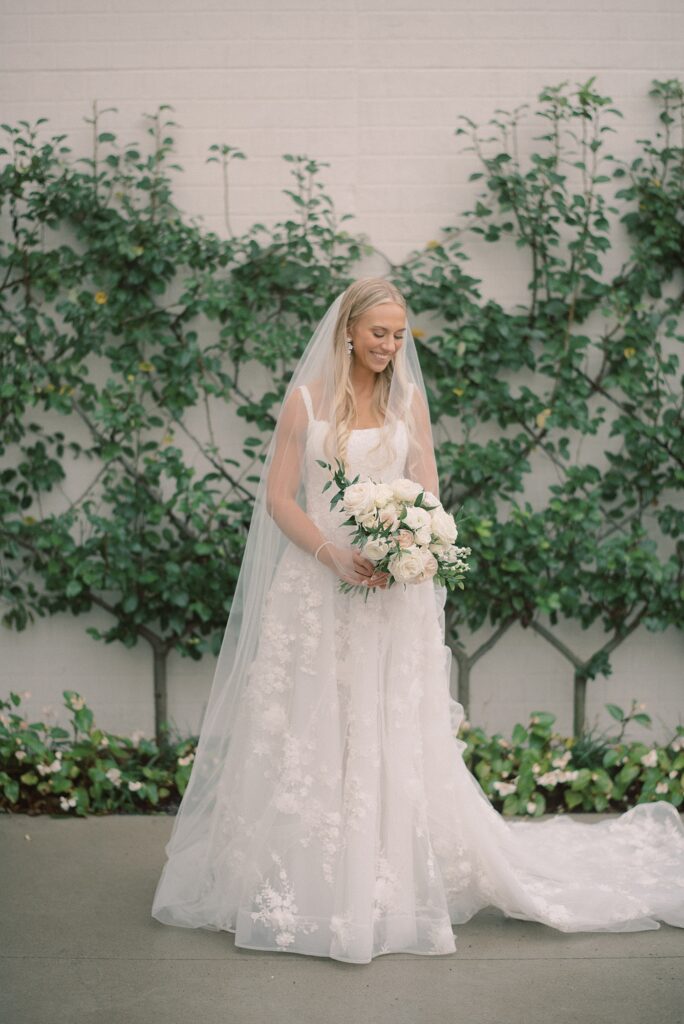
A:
[346, 337, 353, 354]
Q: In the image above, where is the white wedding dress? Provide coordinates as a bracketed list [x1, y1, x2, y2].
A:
[151, 383, 684, 963]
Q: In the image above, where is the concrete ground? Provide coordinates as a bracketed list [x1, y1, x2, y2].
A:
[1, 812, 682, 1024]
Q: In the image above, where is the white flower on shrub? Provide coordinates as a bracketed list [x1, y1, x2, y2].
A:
[177, 753, 195, 767]
[655, 781, 669, 794]
[59, 796, 77, 810]
[15, 750, 26, 762]
[526, 801, 537, 815]
[551, 750, 572, 769]
[531, 763, 541, 775]
[640, 749, 658, 768]
[127, 780, 143, 792]
[130, 729, 146, 748]
[492, 780, 517, 796]
[671, 736, 684, 752]
[106, 767, 122, 787]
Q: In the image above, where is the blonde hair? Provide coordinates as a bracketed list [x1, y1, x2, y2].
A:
[324, 277, 413, 471]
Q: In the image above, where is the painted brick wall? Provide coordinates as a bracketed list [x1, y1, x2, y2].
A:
[1, 0, 682, 742]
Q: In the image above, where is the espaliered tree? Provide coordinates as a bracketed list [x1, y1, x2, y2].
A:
[0, 105, 365, 741]
[394, 77, 683, 735]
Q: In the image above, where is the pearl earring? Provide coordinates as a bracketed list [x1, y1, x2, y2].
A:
[346, 337, 353, 354]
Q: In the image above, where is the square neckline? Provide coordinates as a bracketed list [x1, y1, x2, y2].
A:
[298, 383, 401, 433]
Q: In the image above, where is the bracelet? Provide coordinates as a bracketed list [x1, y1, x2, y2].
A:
[314, 540, 333, 562]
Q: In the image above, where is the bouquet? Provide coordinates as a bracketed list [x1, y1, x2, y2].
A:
[317, 458, 471, 600]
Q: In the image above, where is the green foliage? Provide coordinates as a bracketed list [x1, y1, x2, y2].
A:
[0, 106, 365, 736]
[1, 81, 682, 743]
[460, 701, 684, 816]
[1, 691, 680, 817]
[393, 78, 684, 732]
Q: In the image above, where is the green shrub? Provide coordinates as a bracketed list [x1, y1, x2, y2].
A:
[1, 690, 681, 817]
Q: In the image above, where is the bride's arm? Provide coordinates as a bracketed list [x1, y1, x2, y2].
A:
[265, 389, 379, 584]
[406, 385, 440, 499]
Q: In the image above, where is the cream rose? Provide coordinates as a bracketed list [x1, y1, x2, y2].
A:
[373, 482, 395, 508]
[389, 477, 423, 502]
[430, 506, 458, 545]
[342, 479, 377, 518]
[417, 548, 438, 580]
[362, 537, 390, 562]
[414, 525, 432, 546]
[388, 547, 425, 584]
[402, 505, 432, 531]
[358, 509, 379, 530]
[397, 529, 414, 549]
[378, 504, 400, 531]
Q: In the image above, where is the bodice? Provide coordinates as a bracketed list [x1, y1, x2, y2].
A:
[299, 385, 409, 542]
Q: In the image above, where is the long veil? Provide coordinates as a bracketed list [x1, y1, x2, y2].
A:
[152, 279, 439, 900]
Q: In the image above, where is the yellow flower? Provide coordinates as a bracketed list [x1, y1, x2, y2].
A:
[94, 291, 108, 305]
[623, 347, 636, 359]
[412, 328, 425, 340]
[138, 361, 154, 372]
[453, 386, 465, 397]
[535, 407, 552, 429]
[426, 240, 440, 249]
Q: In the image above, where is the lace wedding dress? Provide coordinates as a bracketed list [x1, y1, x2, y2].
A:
[151, 383, 684, 963]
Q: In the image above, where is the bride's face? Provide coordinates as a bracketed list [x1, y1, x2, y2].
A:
[349, 302, 406, 374]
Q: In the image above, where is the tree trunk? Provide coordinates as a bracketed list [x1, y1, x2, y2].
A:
[451, 647, 470, 718]
[573, 671, 587, 738]
[153, 643, 169, 744]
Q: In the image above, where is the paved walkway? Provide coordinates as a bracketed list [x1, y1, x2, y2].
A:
[1, 812, 682, 1024]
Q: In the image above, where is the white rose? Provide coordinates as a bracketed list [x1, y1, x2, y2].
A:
[390, 477, 423, 502]
[430, 506, 458, 545]
[362, 537, 390, 562]
[373, 483, 395, 508]
[414, 525, 432, 546]
[421, 490, 441, 511]
[342, 479, 377, 518]
[358, 510, 378, 530]
[388, 547, 425, 584]
[402, 505, 432, 531]
[378, 504, 400, 531]
[417, 548, 438, 580]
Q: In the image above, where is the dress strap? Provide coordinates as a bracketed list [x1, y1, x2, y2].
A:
[298, 384, 314, 423]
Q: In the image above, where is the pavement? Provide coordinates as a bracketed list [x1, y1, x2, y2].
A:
[1, 811, 683, 1024]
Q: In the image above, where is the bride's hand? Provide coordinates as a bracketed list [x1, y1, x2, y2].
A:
[317, 543, 389, 589]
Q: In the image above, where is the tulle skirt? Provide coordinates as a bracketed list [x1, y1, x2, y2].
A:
[151, 543, 684, 963]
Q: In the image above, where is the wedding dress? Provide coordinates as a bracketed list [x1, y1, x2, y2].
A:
[151, 381, 684, 963]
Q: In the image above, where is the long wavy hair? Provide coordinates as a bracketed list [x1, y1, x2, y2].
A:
[325, 277, 414, 470]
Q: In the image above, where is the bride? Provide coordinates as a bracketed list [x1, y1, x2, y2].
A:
[151, 277, 684, 963]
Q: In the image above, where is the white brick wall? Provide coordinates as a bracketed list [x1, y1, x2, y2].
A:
[1, 0, 682, 741]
